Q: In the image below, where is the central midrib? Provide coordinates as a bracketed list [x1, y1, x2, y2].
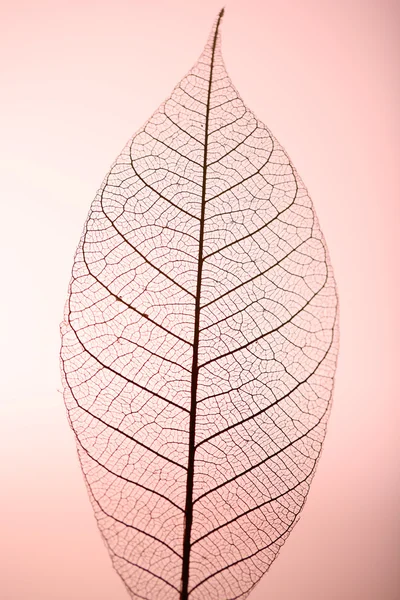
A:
[180, 10, 224, 600]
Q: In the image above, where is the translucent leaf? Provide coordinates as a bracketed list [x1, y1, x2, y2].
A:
[60, 9, 339, 600]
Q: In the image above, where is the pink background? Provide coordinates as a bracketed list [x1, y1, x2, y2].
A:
[1, 1, 399, 599]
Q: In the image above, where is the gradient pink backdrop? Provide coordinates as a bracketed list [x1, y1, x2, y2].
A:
[1, 1, 399, 599]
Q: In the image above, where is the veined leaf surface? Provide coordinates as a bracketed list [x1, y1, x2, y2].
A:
[61, 9, 339, 600]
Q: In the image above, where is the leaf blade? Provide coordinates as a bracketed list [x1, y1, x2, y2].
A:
[61, 9, 339, 600]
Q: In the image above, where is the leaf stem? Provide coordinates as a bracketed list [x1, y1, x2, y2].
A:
[180, 9, 224, 600]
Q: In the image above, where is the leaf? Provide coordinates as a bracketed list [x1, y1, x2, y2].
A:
[60, 9, 339, 600]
